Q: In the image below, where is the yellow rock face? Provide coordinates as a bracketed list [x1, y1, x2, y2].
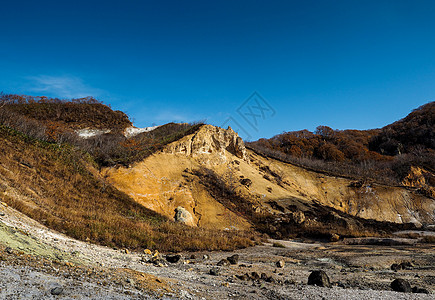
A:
[105, 125, 435, 229]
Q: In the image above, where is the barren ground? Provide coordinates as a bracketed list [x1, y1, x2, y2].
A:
[0, 202, 433, 299]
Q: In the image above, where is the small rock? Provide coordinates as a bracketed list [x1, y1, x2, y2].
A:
[330, 233, 340, 242]
[123, 249, 130, 254]
[276, 260, 285, 268]
[203, 254, 210, 260]
[236, 274, 249, 281]
[50, 287, 63, 295]
[399, 261, 413, 270]
[143, 249, 152, 255]
[5, 247, 13, 254]
[260, 273, 275, 283]
[0, 211, 5, 216]
[227, 254, 239, 265]
[209, 267, 221, 276]
[165, 254, 182, 263]
[391, 279, 412, 293]
[308, 270, 331, 288]
[391, 263, 401, 271]
[190, 254, 196, 259]
[217, 259, 230, 266]
[250, 272, 260, 280]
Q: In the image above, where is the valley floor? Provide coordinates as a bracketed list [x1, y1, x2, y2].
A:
[0, 203, 433, 299]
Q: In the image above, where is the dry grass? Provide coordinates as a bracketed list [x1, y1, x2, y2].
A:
[0, 125, 258, 252]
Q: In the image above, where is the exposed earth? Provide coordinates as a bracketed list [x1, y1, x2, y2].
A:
[0, 202, 433, 299]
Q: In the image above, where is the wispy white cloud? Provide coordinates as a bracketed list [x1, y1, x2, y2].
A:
[24, 75, 103, 99]
[153, 110, 190, 123]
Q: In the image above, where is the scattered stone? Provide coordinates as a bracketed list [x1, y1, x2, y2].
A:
[330, 233, 340, 242]
[400, 261, 414, 269]
[123, 249, 130, 254]
[217, 259, 230, 266]
[391, 279, 412, 293]
[392, 262, 413, 271]
[412, 286, 430, 294]
[165, 254, 182, 263]
[148, 253, 167, 267]
[276, 260, 285, 268]
[227, 254, 239, 265]
[5, 247, 13, 254]
[250, 272, 260, 280]
[0, 211, 5, 216]
[203, 254, 210, 260]
[260, 273, 275, 283]
[308, 270, 331, 288]
[50, 287, 63, 295]
[209, 267, 220, 276]
[236, 274, 249, 281]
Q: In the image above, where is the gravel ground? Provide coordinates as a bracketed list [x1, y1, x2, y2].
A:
[0, 203, 433, 299]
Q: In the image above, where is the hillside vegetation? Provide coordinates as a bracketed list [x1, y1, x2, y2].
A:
[248, 102, 435, 186]
[0, 94, 258, 251]
[0, 93, 204, 167]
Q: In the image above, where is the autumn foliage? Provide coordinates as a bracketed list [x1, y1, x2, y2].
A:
[248, 101, 435, 185]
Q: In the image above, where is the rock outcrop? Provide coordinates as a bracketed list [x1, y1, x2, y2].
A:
[164, 125, 247, 161]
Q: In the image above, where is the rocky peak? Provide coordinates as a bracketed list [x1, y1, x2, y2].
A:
[164, 125, 247, 161]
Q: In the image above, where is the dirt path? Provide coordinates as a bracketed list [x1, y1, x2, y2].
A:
[0, 202, 433, 299]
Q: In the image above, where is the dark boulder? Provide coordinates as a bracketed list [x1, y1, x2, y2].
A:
[165, 254, 181, 263]
[209, 267, 221, 276]
[308, 270, 331, 288]
[391, 279, 412, 293]
[217, 259, 230, 266]
[227, 254, 239, 265]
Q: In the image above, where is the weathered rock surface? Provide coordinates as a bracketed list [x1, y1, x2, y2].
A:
[164, 125, 247, 161]
[174, 207, 195, 226]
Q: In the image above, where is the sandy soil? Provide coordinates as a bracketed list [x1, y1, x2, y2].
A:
[0, 202, 433, 299]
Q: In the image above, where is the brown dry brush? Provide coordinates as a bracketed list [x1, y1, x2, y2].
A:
[0, 95, 257, 251]
[247, 102, 435, 187]
[0, 125, 258, 251]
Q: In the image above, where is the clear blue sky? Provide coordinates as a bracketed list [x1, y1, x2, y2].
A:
[1, 1, 435, 140]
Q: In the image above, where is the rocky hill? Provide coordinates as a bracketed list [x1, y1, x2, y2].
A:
[0, 94, 433, 249]
[107, 124, 434, 240]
